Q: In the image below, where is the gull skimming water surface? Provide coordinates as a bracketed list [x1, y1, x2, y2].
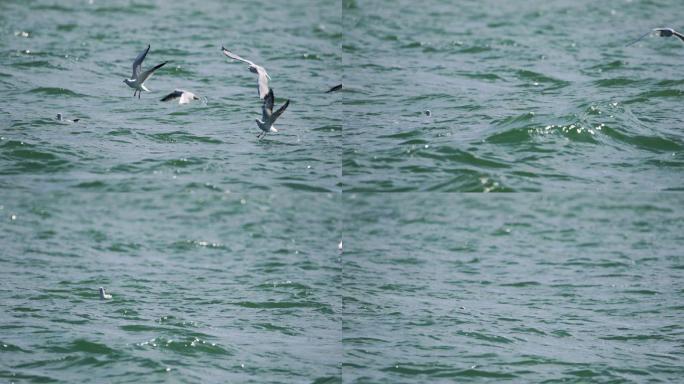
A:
[161, 89, 200, 104]
[256, 88, 290, 139]
[627, 28, 684, 46]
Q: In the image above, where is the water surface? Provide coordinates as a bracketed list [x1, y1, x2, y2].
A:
[342, 0, 684, 191]
[343, 193, 684, 382]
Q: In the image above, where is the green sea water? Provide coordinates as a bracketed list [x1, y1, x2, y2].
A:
[342, 0, 684, 191]
[342, 194, 684, 382]
[1, 0, 683, 383]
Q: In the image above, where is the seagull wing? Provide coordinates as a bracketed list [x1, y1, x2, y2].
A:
[221, 47, 270, 98]
[221, 46, 256, 66]
[672, 29, 684, 42]
[262, 89, 274, 121]
[139, 62, 167, 84]
[654, 28, 674, 34]
[326, 84, 343, 93]
[271, 99, 290, 124]
[132, 44, 150, 78]
[626, 30, 654, 47]
[255, 66, 270, 99]
[161, 89, 183, 102]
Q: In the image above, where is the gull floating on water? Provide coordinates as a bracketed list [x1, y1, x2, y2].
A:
[627, 28, 684, 46]
[256, 88, 290, 139]
[99, 287, 112, 300]
[123, 45, 167, 98]
[161, 89, 200, 104]
[221, 46, 271, 99]
[326, 84, 342, 93]
[56, 113, 79, 123]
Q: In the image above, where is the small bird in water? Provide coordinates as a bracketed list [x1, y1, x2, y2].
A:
[424, 110, 431, 117]
[161, 89, 200, 104]
[256, 88, 290, 139]
[627, 28, 684, 46]
[56, 113, 79, 123]
[99, 287, 112, 300]
[325, 84, 342, 93]
[123, 45, 167, 98]
[221, 46, 271, 100]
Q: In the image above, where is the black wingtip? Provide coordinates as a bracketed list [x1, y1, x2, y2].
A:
[160, 90, 176, 102]
[325, 84, 343, 93]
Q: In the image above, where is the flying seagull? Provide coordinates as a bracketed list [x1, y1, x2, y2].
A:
[123, 45, 167, 98]
[161, 89, 200, 104]
[627, 28, 684, 46]
[256, 88, 290, 139]
[326, 84, 342, 93]
[221, 46, 270, 99]
[99, 287, 112, 300]
[56, 113, 79, 123]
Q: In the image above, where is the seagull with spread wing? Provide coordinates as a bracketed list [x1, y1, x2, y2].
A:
[123, 45, 167, 98]
[221, 46, 271, 99]
[161, 89, 200, 104]
[256, 88, 290, 139]
[627, 28, 684, 46]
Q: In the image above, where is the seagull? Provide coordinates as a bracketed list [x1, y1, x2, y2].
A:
[256, 88, 290, 139]
[627, 28, 684, 46]
[123, 45, 167, 98]
[99, 287, 112, 300]
[56, 113, 79, 123]
[161, 89, 200, 104]
[326, 84, 342, 93]
[221, 46, 270, 99]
